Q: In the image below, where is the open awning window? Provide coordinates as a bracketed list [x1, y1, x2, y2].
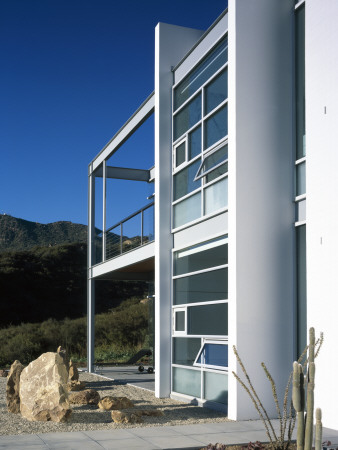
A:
[194, 340, 228, 371]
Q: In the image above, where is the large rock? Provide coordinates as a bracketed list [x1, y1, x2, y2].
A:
[68, 389, 100, 405]
[67, 380, 86, 391]
[20, 352, 71, 422]
[98, 396, 135, 411]
[0, 369, 8, 377]
[68, 360, 79, 381]
[6, 360, 24, 413]
[57, 346, 69, 374]
[111, 410, 143, 424]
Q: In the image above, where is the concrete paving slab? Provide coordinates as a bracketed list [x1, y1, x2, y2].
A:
[98, 437, 160, 449]
[37, 431, 90, 443]
[83, 429, 136, 440]
[88, 366, 155, 391]
[46, 441, 103, 450]
[144, 434, 206, 449]
[0, 434, 45, 447]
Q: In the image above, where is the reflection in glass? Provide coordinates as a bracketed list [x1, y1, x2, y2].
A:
[188, 126, 201, 160]
[296, 162, 306, 196]
[106, 225, 121, 259]
[188, 303, 228, 335]
[173, 337, 201, 366]
[175, 310, 185, 332]
[173, 192, 201, 228]
[175, 142, 186, 167]
[174, 37, 228, 110]
[195, 343, 228, 367]
[173, 367, 201, 397]
[205, 69, 228, 115]
[296, 5, 306, 159]
[204, 105, 228, 149]
[142, 204, 154, 243]
[174, 236, 228, 276]
[174, 95, 201, 141]
[206, 163, 228, 183]
[204, 372, 228, 405]
[204, 177, 228, 215]
[196, 145, 228, 180]
[174, 159, 201, 201]
[174, 268, 228, 304]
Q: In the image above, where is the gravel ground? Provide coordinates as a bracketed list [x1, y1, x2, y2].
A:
[0, 372, 230, 435]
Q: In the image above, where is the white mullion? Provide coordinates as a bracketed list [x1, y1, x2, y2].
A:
[172, 186, 202, 206]
[173, 299, 228, 309]
[203, 172, 228, 189]
[203, 98, 228, 122]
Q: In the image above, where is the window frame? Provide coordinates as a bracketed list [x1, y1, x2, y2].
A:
[193, 338, 228, 371]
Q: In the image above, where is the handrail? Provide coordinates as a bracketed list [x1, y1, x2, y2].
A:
[106, 201, 154, 234]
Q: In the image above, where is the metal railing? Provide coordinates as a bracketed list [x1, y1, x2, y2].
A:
[94, 202, 154, 264]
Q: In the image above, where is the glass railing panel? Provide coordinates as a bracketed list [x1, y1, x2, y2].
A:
[142, 203, 155, 244]
[106, 225, 121, 260]
[122, 213, 142, 253]
[94, 231, 103, 265]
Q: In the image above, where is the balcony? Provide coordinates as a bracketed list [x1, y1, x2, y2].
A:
[94, 201, 154, 265]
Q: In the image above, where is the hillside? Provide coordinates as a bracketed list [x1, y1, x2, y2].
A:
[0, 214, 88, 252]
[0, 215, 148, 328]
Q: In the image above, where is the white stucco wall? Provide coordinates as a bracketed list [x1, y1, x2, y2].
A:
[228, 0, 295, 420]
[306, 0, 338, 430]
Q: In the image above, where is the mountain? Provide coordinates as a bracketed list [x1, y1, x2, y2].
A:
[0, 214, 88, 252]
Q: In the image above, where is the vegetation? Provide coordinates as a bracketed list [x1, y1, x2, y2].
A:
[232, 329, 323, 450]
[0, 297, 150, 367]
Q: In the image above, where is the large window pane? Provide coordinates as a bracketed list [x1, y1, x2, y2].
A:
[296, 5, 306, 159]
[174, 159, 201, 201]
[174, 236, 228, 276]
[173, 192, 201, 228]
[204, 105, 228, 149]
[204, 372, 228, 405]
[196, 145, 228, 180]
[174, 268, 228, 304]
[172, 367, 201, 397]
[206, 163, 227, 184]
[204, 177, 228, 215]
[174, 95, 201, 141]
[173, 337, 201, 366]
[205, 69, 228, 115]
[296, 225, 307, 358]
[188, 303, 228, 335]
[174, 37, 228, 110]
[188, 126, 201, 160]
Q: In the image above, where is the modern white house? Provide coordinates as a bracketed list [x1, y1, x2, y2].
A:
[88, 0, 338, 429]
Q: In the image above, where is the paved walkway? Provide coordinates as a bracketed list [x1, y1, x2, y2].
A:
[89, 366, 155, 391]
[0, 420, 338, 450]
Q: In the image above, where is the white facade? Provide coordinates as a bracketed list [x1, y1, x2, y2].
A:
[88, 0, 338, 429]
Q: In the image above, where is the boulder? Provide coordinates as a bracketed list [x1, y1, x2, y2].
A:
[6, 360, 24, 413]
[68, 389, 100, 405]
[68, 360, 79, 382]
[20, 352, 71, 422]
[0, 369, 8, 377]
[111, 410, 143, 424]
[67, 380, 87, 391]
[98, 396, 135, 411]
[57, 346, 69, 374]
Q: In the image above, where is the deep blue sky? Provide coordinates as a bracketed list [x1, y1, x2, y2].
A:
[1, 0, 226, 226]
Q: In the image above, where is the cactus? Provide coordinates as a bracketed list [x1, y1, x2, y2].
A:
[292, 327, 322, 450]
[315, 408, 322, 450]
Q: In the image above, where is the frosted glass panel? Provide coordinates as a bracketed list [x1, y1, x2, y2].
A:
[175, 311, 185, 332]
[296, 162, 306, 196]
[173, 192, 201, 228]
[173, 337, 201, 366]
[172, 367, 201, 397]
[205, 178, 228, 215]
[204, 372, 228, 405]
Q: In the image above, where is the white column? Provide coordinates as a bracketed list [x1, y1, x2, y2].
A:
[228, 0, 294, 420]
[87, 167, 96, 373]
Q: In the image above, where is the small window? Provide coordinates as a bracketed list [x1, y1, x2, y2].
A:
[194, 340, 228, 370]
[175, 141, 186, 167]
[173, 308, 186, 335]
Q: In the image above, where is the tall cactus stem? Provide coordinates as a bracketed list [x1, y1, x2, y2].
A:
[315, 408, 322, 450]
[309, 327, 315, 364]
[304, 362, 315, 450]
[292, 362, 305, 450]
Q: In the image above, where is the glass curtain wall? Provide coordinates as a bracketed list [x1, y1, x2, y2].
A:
[295, 2, 307, 357]
[172, 36, 229, 229]
[172, 236, 229, 406]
